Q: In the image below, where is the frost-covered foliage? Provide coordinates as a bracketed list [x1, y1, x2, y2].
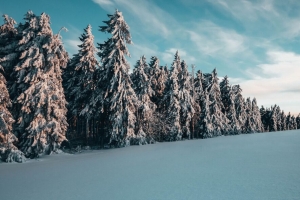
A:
[148, 56, 166, 105]
[199, 91, 214, 138]
[203, 69, 230, 136]
[296, 114, 300, 129]
[251, 98, 264, 132]
[162, 52, 182, 141]
[232, 85, 247, 133]
[96, 10, 137, 147]
[244, 97, 256, 133]
[131, 55, 156, 144]
[65, 25, 98, 119]
[0, 72, 25, 162]
[63, 25, 99, 143]
[0, 14, 18, 86]
[7, 12, 68, 158]
[178, 60, 195, 139]
[220, 76, 240, 134]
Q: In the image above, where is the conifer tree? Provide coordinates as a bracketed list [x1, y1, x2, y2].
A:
[0, 71, 25, 162]
[280, 111, 287, 131]
[296, 114, 300, 129]
[96, 10, 138, 147]
[178, 60, 195, 139]
[193, 70, 204, 137]
[199, 91, 214, 138]
[232, 85, 247, 133]
[63, 25, 99, 143]
[8, 12, 68, 158]
[162, 53, 182, 141]
[0, 14, 18, 83]
[148, 56, 165, 105]
[252, 98, 263, 132]
[131, 55, 156, 144]
[203, 69, 230, 136]
[244, 97, 256, 133]
[220, 76, 231, 114]
[286, 112, 292, 130]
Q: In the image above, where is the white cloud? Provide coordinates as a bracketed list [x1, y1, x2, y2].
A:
[161, 48, 196, 66]
[92, 0, 176, 38]
[237, 51, 300, 115]
[187, 20, 246, 57]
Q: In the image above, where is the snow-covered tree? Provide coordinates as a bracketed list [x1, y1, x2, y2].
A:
[244, 97, 256, 133]
[203, 69, 230, 136]
[148, 56, 166, 105]
[286, 112, 292, 130]
[162, 53, 182, 141]
[95, 10, 138, 147]
[199, 91, 214, 138]
[251, 98, 263, 132]
[280, 111, 286, 131]
[131, 55, 156, 144]
[232, 85, 247, 133]
[0, 72, 25, 162]
[193, 70, 204, 137]
[9, 12, 68, 158]
[220, 76, 240, 134]
[0, 14, 18, 82]
[178, 60, 195, 139]
[296, 114, 300, 129]
[63, 24, 99, 144]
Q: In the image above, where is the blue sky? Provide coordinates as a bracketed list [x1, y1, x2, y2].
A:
[1, 0, 300, 115]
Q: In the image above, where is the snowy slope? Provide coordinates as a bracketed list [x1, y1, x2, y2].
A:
[1, 130, 300, 200]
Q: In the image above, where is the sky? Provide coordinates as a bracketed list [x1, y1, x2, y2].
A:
[1, 0, 300, 115]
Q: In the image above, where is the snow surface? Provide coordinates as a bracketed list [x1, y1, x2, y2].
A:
[1, 130, 300, 200]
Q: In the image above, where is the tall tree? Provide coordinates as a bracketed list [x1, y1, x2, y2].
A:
[232, 85, 247, 133]
[9, 12, 68, 158]
[203, 69, 230, 136]
[0, 71, 25, 162]
[252, 98, 264, 132]
[162, 53, 182, 141]
[95, 10, 138, 147]
[131, 55, 156, 144]
[178, 60, 195, 139]
[63, 24, 99, 144]
[0, 14, 18, 83]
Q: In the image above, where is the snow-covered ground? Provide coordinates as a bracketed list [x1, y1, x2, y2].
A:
[1, 130, 300, 200]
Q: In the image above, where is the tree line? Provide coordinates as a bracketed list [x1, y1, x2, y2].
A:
[0, 10, 299, 163]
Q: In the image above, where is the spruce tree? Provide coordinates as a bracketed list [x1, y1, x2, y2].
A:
[0, 14, 18, 83]
[148, 56, 165, 106]
[131, 55, 156, 144]
[296, 114, 300, 129]
[64, 25, 99, 144]
[232, 85, 247, 133]
[286, 112, 292, 130]
[96, 10, 138, 147]
[244, 97, 255, 133]
[280, 111, 287, 131]
[162, 53, 182, 141]
[203, 69, 230, 136]
[199, 91, 214, 138]
[252, 98, 263, 132]
[193, 70, 204, 137]
[0, 72, 25, 162]
[178, 60, 195, 139]
[8, 12, 68, 158]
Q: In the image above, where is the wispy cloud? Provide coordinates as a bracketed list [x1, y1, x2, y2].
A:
[187, 20, 246, 57]
[92, 0, 176, 38]
[237, 50, 300, 115]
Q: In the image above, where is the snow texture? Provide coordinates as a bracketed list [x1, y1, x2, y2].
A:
[0, 130, 299, 200]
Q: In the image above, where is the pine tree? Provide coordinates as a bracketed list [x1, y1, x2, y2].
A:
[0, 71, 25, 162]
[252, 98, 263, 132]
[193, 70, 204, 137]
[232, 85, 247, 133]
[8, 12, 68, 158]
[199, 91, 214, 138]
[131, 55, 156, 144]
[220, 76, 240, 134]
[148, 56, 165, 106]
[0, 14, 18, 83]
[63, 24, 99, 144]
[203, 69, 230, 136]
[178, 60, 195, 139]
[162, 53, 182, 141]
[269, 105, 278, 132]
[280, 111, 286, 131]
[96, 10, 137, 147]
[296, 114, 300, 129]
[286, 112, 292, 130]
